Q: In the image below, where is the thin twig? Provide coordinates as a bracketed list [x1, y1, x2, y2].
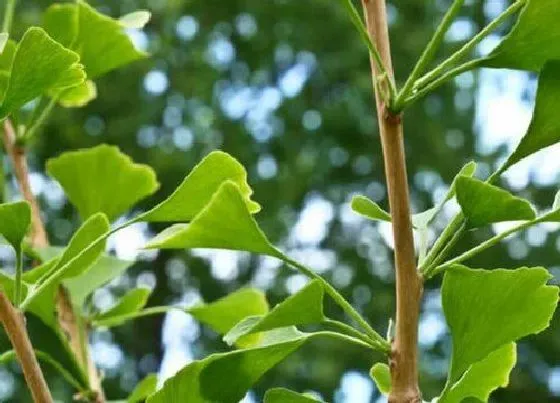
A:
[0, 292, 53, 403]
[361, 0, 423, 401]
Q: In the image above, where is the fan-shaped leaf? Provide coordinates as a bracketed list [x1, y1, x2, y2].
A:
[350, 195, 391, 222]
[141, 151, 260, 222]
[128, 374, 158, 402]
[455, 177, 535, 228]
[442, 265, 557, 382]
[439, 343, 516, 403]
[0, 27, 84, 119]
[145, 181, 278, 257]
[224, 280, 325, 345]
[56, 80, 97, 108]
[47, 145, 159, 222]
[483, 1, 560, 71]
[188, 288, 269, 347]
[119, 11, 152, 29]
[0, 201, 31, 254]
[43, 1, 146, 78]
[92, 287, 151, 327]
[497, 63, 560, 174]
[370, 363, 391, 395]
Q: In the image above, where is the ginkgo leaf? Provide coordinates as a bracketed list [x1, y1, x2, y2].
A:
[43, 1, 147, 78]
[370, 363, 391, 395]
[0, 27, 85, 119]
[0, 34, 8, 54]
[497, 62, 560, 174]
[188, 288, 269, 347]
[56, 80, 97, 108]
[455, 177, 535, 228]
[224, 280, 325, 345]
[0, 38, 15, 70]
[0, 201, 31, 254]
[147, 334, 307, 403]
[141, 151, 260, 222]
[128, 374, 158, 403]
[439, 343, 516, 403]
[264, 388, 323, 403]
[350, 195, 391, 222]
[144, 181, 279, 257]
[92, 287, 151, 327]
[47, 145, 159, 222]
[442, 265, 558, 383]
[483, 0, 560, 72]
[119, 11, 152, 29]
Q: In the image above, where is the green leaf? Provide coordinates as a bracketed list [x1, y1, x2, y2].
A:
[455, 177, 535, 228]
[43, 2, 147, 78]
[264, 388, 323, 403]
[0, 201, 31, 254]
[0, 34, 8, 54]
[188, 288, 269, 347]
[0, 27, 85, 119]
[56, 80, 97, 108]
[439, 343, 516, 403]
[47, 145, 159, 222]
[141, 151, 260, 222]
[224, 280, 325, 345]
[92, 287, 151, 327]
[498, 63, 560, 173]
[119, 11, 152, 29]
[350, 195, 390, 222]
[442, 265, 558, 382]
[145, 181, 279, 257]
[147, 336, 307, 403]
[128, 374, 158, 403]
[483, 1, 560, 72]
[554, 191, 560, 210]
[370, 363, 391, 395]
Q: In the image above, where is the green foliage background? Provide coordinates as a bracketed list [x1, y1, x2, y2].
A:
[2, 0, 559, 401]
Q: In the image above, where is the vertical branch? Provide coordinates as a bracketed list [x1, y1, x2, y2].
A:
[0, 293, 53, 403]
[360, 1, 423, 402]
[2, 120, 105, 403]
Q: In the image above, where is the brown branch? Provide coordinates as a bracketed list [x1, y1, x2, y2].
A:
[360, 1, 423, 402]
[2, 120, 105, 402]
[0, 293, 53, 403]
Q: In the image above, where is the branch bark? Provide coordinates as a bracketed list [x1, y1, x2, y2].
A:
[2, 120, 105, 402]
[360, 1, 423, 402]
[0, 293, 53, 403]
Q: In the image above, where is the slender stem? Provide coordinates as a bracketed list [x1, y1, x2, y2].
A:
[14, 250, 23, 306]
[2, 0, 16, 33]
[419, 213, 464, 272]
[0, 293, 53, 403]
[23, 98, 58, 143]
[361, 0, 423, 401]
[429, 218, 540, 277]
[422, 222, 465, 277]
[281, 255, 389, 351]
[395, 0, 465, 109]
[313, 330, 379, 351]
[91, 306, 182, 328]
[414, 0, 525, 90]
[404, 59, 483, 106]
[323, 319, 379, 347]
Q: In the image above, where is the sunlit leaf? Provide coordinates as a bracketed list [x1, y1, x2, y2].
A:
[145, 181, 279, 257]
[147, 335, 307, 403]
[224, 280, 325, 345]
[455, 177, 535, 228]
[350, 195, 391, 222]
[0, 201, 31, 254]
[188, 288, 269, 348]
[370, 363, 391, 395]
[43, 1, 147, 78]
[442, 265, 558, 382]
[264, 388, 323, 403]
[0, 34, 8, 54]
[56, 80, 97, 108]
[497, 63, 560, 174]
[128, 374, 158, 403]
[92, 287, 151, 327]
[141, 151, 260, 222]
[0, 27, 85, 119]
[439, 343, 516, 403]
[119, 11, 152, 29]
[483, 1, 560, 71]
[47, 145, 159, 222]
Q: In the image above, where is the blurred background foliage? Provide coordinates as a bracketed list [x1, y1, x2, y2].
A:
[1, 0, 559, 401]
